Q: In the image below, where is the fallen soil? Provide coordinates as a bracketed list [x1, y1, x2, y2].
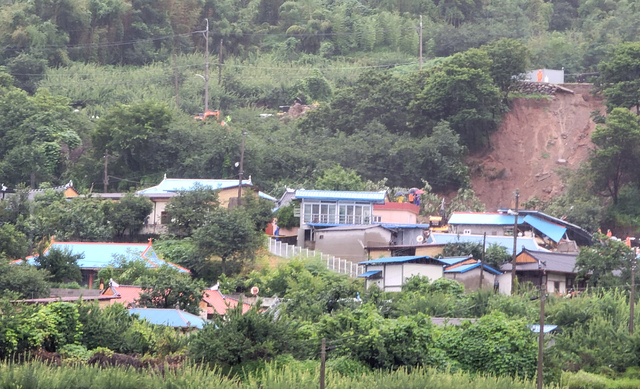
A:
[468, 84, 605, 210]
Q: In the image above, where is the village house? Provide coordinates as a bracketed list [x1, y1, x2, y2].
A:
[101, 283, 251, 320]
[136, 177, 257, 234]
[13, 239, 189, 287]
[442, 257, 502, 292]
[499, 249, 581, 295]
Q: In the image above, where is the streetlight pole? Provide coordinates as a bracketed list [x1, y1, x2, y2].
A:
[511, 189, 520, 294]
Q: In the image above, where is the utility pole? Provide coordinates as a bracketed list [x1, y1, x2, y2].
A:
[419, 15, 423, 71]
[631, 255, 637, 335]
[204, 19, 209, 112]
[511, 189, 520, 294]
[537, 270, 546, 389]
[218, 39, 223, 85]
[480, 232, 486, 289]
[237, 130, 246, 206]
[103, 150, 109, 193]
[173, 51, 179, 107]
[320, 338, 326, 389]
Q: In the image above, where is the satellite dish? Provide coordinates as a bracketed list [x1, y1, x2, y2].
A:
[251, 286, 259, 295]
[416, 235, 424, 243]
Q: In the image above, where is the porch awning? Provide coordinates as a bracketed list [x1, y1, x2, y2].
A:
[357, 270, 382, 278]
[523, 215, 566, 243]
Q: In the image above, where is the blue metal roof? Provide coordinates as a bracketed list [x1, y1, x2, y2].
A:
[138, 178, 252, 195]
[294, 190, 387, 202]
[445, 262, 502, 275]
[523, 215, 566, 243]
[259, 191, 277, 202]
[357, 270, 382, 278]
[448, 212, 524, 226]
[360, 255, 432, 265]
[129, 308, 207, 329]
[18, 242, 189, 273]
[529, 324, 558, 333]
[428, 233, 545, 252]
[438, 256, 472, 266]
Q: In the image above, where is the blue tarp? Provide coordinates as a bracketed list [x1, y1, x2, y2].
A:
[294, 190, 387, 202]
[428, 233, 545, 252]
[523, 215, 567, 243]
[448, 212, 524, 226]
[444, 262, 502, 275]
[357, 270, 382, 278]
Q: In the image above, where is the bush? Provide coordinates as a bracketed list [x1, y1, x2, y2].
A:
[563, 371, 609, 389]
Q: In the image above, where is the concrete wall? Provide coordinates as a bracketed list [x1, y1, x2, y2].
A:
[415, 245, 446, 257]
[396, 229, 428, 245]
[497, 273, 512, 294]
[385, 265, 403, 290]
[315, 227, 393, 262]
[523, 68, 565, 84]
[444, 268, 498, 292]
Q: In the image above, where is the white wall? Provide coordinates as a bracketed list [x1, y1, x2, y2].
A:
[497, 273, 512, 294]
[546, 272, 567, 294]
[384, 265, 403, 289]
[402, 263, 443, 284]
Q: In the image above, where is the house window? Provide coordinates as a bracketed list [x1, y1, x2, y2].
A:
[372, 216, 382, 223]
[463, 229, 471, 235]
[503, 226, 514, 236]
[160, 211, 169, 224]
[492, 231, 497, 236]
[339, 204, 371, 224]
[554, 281, 560, 292]
[303, 202, 336, 223]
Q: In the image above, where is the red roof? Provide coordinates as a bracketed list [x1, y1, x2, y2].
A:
[373, 202, 420, 214]
[104, 285, 143, 307]
[202, 289, 251, 315]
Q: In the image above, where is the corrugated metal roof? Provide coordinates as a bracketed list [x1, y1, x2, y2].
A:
[448, 212, 524, 226]
[360, 255, 432, 265]
[428, 233, 545, 253]
[379, 223, 431, 229]
[445, 262, 502, 275]
[357, 270, 382, 278]
[438, 256, 472, 266]
[523, 215, 566, 243]
[137, 178, 252, 195]
[501, 250, 578, 274]
[129, 308, 207, 329]
[17, 242, 189, 273]
[259, 191, 277, 202]
[294, 190, 387, 202]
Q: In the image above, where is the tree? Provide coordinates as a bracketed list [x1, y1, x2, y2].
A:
[92, 101, 173, 179]
[483, 38, 530, 100]
[193, 209, 261, 270]
[0, 259, 50, 299]
[574, 233, 634, 287]
[136, 265, 205, 315]
[0, 223, 28, 260]
[34, 246, 83, 284]
[597, 42, 640, 114]
[165, 183, 220, 236]
[103, 193, 153, 238]
[238, 192, 274, 233]
[315, 165, 366, 191]
[589, 108, 640, 204]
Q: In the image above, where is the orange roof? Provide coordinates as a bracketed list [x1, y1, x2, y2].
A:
[202, 289, 251, 315]
[104, 285, 250, 315]
[104, 285, 143, 307]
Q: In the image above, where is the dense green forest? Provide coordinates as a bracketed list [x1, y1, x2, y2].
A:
[2, 0, 640, 234]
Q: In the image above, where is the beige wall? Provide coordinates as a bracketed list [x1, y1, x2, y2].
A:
[373, 209, 417, 224]
[415, 245, 446, 257]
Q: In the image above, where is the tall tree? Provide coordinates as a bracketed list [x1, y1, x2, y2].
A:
[483, 38, 530, 101]
[597, 42, 640, 114]
[165, 183, 220, 236]
[136, 265, 205, 314]
[589, 108, 640, 204]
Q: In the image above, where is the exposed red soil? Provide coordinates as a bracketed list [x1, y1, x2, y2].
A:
[468, 84, 605, 210]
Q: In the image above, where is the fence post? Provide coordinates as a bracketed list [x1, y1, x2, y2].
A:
[306, 248, 309, 258]
[327, 255, 330, 269]
[286, 244, 289, 258]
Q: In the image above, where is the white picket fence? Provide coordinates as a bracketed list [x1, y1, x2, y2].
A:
[267, 237, 364, 278]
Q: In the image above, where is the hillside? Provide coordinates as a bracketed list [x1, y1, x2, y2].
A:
[469, 84, 604, 210]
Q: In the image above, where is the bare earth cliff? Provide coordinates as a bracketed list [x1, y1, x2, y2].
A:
[469, 84, 605, 210]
